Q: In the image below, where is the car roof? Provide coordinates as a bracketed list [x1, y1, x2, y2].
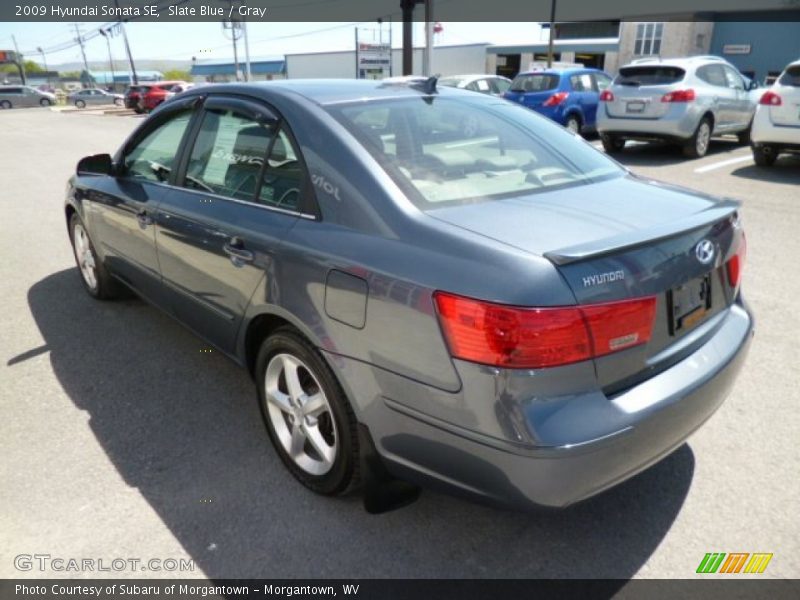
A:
[516, 68, 602, 76]
[195, 78, 494, 106]
[440, 74, 509, 84]
[621, 55, 734, 70]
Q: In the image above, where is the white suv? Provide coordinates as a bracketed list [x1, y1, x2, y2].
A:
[751, 59, 800, 166]
[597, 56, 757, 158]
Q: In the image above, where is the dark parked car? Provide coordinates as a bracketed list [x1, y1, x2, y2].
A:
[504, 67, 613, 134]
[124, 85, 144, 112]
[65, 80, 753, 510]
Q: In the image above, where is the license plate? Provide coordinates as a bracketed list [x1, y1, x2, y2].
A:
[627, 101, 646, 113]
[668, 275, 712, 334]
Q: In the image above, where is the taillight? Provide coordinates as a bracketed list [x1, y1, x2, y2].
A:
[599, 90, 614, 102]
[433, 292, 656, 369]
[726, 233, 747, 295]
[543, 92, 569, 107]
[661, 89, 696, 103]
[759, 91, 782, 106]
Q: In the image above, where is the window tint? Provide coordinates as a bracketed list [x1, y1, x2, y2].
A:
[2, 87, 23, 94]
[616, 66, 685, 86]
[328, 97, 622, 209]
[696, 64, 728, 87]
[570, 73, 593, 91]
[509, 73, 559, 92]
[779, 66, 800, 87]
[569, 74, 584, 91]
[465, 81, 479, 92]
[123, 110, 193, 183]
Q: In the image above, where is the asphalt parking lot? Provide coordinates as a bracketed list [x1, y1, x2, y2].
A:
[1, 106, 798, 581]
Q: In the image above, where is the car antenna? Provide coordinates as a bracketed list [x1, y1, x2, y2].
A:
[411, 75, 439, 95]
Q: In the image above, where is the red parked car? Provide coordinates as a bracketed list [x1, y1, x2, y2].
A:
[137, 81, 187, 113]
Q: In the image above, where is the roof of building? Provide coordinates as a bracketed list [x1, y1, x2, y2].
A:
[488, 38, 620, 55]
[83, 70, 164, 84]
[191, 59, 285, 76]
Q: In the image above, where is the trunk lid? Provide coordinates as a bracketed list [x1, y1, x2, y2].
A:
[428, 175, 744, 390]
[768, 66, 800, 127]
[605, 65, 686, 119]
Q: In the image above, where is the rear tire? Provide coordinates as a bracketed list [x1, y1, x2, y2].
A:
[737, 122, 752, 145]
[683, 117, 712, 158]
[601, 134, 626, 154]
[752, 144, 777, 167]
[0, 100, 12, 109]
[565, 115, 581, 135]
[68, 213, 126, 300]
[40, 98, 52, 107]
[75, 99, 86, 109]
[255, 327, 360, 496]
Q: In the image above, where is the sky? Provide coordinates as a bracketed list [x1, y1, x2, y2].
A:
[0, 21, 544, 67]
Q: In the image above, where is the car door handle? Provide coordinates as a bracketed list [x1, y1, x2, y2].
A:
[136, 210, 153, 228]
[223, 237, 254, 265]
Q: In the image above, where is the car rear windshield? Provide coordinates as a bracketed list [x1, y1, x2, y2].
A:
[508, 73, 559, 92]
[615, 66, 685, 86]
[438, 78, 461, 88]
[326, 96, 622, 209]
[779, 66, 800, 87]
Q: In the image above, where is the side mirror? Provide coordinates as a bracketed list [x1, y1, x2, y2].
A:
[77, 153, 114, 176]
[748, 79, 759, 91]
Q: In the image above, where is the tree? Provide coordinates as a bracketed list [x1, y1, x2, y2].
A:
[163, 69, 191, 81]
[0, 60, 45, 74]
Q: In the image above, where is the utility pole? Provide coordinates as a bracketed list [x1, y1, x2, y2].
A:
[242, 20, 251, 82]
[423, 0, 433, 76]
[114, 0, 138, 85]
[400, 0, 415, 75]
[547, 0, 557, 68]
[11, 35, 25, 84]
[73, 23, 91, 86]
[98, 29, 116, 91]
[36, 46, 49, 87]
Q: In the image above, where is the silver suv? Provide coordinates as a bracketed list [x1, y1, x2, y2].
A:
[597, 56, 757, 158]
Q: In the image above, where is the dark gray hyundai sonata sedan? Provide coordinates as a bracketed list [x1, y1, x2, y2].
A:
[65, 79, 752, 510]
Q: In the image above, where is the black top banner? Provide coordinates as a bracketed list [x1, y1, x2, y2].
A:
[4, 0, 800, 22]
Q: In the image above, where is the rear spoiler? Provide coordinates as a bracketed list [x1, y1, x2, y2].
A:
[544, 199, 740, 266]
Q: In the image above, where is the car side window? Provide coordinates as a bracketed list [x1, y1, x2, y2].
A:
[475, 79, 491, 93]
[122, 110, 193, 183]
[579, 74, 593, 92]
[569, 74, 584, 91]
[183, 108, 274, 201]
[593, 73, 612, 92]
[697, 65, 727, 88]
[723, 66, 745, 90]
[465, 81, 479, 92]
[257, 127, 305, 211]
[491, 78, 511, 94]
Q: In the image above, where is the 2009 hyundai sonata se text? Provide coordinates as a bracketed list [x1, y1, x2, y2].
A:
[65, 79, 753, 510]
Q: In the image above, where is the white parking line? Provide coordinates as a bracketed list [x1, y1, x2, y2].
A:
[693, 155, 753, 174]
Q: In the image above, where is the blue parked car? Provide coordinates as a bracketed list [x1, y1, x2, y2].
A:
[504, 68, 613, 134]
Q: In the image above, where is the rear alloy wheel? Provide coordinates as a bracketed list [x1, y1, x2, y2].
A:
[75, 99, 86, 109]
[752, 144, 777, 167]
[684, 117, 712, 158]
[601, 134, 626, 154]
[0, 100, 12, 109]
[40, 98, 52, 107]
[69, 213, 125, 300]
[256, 327, 359, 495]
[565, 115, 581, 135]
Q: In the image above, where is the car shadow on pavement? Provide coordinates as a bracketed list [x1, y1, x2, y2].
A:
[730, 158, 800, 184]
[608, 139, 742, 168]
[20, 269, 696, 580]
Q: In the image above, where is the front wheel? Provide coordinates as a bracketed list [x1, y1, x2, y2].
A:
[752, 144, 777, 167]
[114, 98, 123, 106]
[601, 134, 626, 154]
[255, 327, 360, 496]
[40, 98, 52, 107]
[683, 117, 712, 158]
[69, 213, 125, 300]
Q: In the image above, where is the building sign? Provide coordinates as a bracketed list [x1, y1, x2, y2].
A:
[723, 44, 751, 55]
[0, 50, 20, 64]
[356, 40, 391, 80]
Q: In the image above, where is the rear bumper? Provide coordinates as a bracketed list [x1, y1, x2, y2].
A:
[752, 107, 800, 147]
[597, 104, 700, 141]
[328, 302, 753, 509]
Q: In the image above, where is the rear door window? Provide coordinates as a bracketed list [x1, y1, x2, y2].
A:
[696, 64, 728, 88]
[509, 73, 559, 92]
[615, 66, 685, 86]
[779, 66, 800, 86]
